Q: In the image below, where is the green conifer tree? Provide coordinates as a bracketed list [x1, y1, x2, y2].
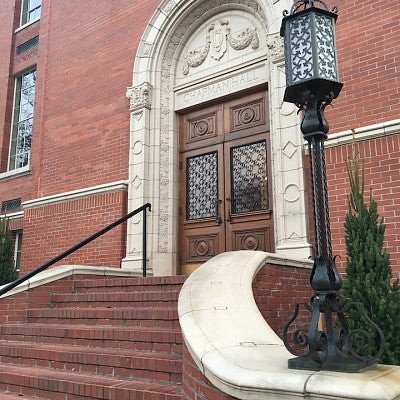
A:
[0, 217, 18, 285]
[343, 157, 400, 365]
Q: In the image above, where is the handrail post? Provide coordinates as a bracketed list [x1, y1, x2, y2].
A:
[142, 206, 147, 277]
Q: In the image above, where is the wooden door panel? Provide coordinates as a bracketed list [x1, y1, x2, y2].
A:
[183, 220, 225, 263]
[224, 133, 274, 253]
[179, 103, 223, 152]
[226, 211, 273, 252]
[223, 91, 269, 141]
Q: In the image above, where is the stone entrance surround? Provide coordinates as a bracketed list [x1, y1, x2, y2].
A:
[122, 0, 313, 275]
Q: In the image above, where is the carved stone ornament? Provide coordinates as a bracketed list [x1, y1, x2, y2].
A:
[139, 42, 152, 57]
[127, 82, 153, 112]
[162, 1, 175, 15]
[183, 19, 260, 75]
[266, 32, 284, 62]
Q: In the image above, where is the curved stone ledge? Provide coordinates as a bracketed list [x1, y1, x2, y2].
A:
[0, 265, 140, 299]
[178, 250, 400, 400]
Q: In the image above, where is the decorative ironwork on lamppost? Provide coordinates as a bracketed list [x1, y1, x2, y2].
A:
[280, 0, 385, 372]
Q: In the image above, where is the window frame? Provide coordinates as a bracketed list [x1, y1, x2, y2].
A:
[8, 68, 37, 171]
[20, 0, 42, 27]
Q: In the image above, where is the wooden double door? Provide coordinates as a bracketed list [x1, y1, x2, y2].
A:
[178, 91, 274, 273]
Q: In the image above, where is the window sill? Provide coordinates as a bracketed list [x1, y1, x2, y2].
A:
[15, 18, 40, 33]
[0, 166, 31, 181]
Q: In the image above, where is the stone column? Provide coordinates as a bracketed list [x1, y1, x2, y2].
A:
[121, 82, 154, 274]
[267, 32, 313, 259]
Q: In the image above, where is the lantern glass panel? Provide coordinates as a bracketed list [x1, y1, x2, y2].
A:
[315, 13, 338, 81]
[287, 13, 314, 85]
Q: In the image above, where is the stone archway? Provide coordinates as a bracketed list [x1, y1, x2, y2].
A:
[121, 0, 312, 276]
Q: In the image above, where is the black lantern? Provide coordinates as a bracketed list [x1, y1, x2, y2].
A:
[281, 0, 342, 106]
[280, 0, 384, 372]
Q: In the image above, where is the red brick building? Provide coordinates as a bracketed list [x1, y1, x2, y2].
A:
[0, 0, 399, 279]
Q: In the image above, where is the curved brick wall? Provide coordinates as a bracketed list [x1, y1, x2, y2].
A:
[181, 261, 312, 400]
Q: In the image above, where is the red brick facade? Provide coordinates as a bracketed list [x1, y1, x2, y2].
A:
[327, 1, 400, 134]
[0, 0, 399, 277]
[21, 190, 128, 273]
[327, 135, 400, 274]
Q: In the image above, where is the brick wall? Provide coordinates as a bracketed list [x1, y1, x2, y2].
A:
[252, 263, 312, 338]
[29, 0, 144, 198]
[20, 190, 128, 274]
[0, 0, 159, 201]
[182, 344, 236, 400]
[326, 134, 400, 277]
[326, 0, 400, 134]
[0, 0, 399, 278]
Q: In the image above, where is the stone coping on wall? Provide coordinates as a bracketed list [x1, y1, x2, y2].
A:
[22, 180, 128, 209]
[0, 264, 141, 299]
[178, 251, 400, 400]
[326, 118, 400, 148]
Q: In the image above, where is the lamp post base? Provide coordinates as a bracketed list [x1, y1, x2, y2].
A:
[288, 355, 375, 373]
[283, 291, 385, 373]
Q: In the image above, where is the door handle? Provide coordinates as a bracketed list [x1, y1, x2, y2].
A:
[215, 199, 222, 225]
[226, 197, 231, 222]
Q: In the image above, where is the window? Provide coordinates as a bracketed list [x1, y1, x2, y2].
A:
[1, 198, 22, 214]
[9, 69, 36, 171]
[16, 36, 39, 55]
[13, 231, 23, 273]
[21, 0, 42, 26]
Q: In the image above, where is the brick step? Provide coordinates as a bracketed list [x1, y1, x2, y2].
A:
[0, 392, 48, 399]
[50, 290, 180, 308]
[0, 323, 182, 352]
[0, 363, 182, 400]
[0, 340, 182, 383]
[27, 307, 180, 328]
[72, 276, 186, 293]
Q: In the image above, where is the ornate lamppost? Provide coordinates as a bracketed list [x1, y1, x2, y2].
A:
[280, 0, 384, 372]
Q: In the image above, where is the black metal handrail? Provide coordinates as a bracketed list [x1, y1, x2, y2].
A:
[0, 203, 151, 297]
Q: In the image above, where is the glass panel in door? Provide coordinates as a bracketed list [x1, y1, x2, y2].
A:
[230, 140, 269, 214]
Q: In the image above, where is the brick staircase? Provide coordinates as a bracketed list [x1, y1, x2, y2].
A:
[0, 274, 186, 399]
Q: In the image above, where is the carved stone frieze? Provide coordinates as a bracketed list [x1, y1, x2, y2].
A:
[183, 18, 260, 75]
[139, 42, 152, 57]
[284, 183, 300, 203]
[132, 141, 143, 155]
[282, 141, 297, 159]
[228, 26, 259, 51]
[183, 41, 211, 75]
